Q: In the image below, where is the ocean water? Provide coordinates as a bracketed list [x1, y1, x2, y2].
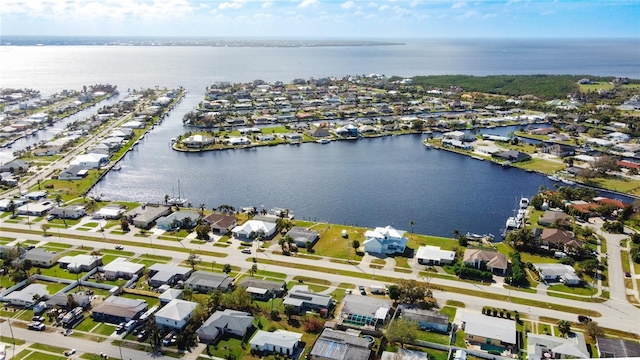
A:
[1, 38, 637, 237]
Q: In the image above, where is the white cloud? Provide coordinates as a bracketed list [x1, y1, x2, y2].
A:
[379, 4, 390, 11]
[367, 2, 378, 7]
[341, 1, 355, 10]
[452, 1, 467, 9]
[219, 0, 246, 10]
[408, 0, 421, 8]
[298, 0, 319, 8]
[262, 1, 273, 8]
[456, 10, 480, 19]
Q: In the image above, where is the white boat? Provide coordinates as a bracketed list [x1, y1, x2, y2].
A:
[561, 178, 576, 185]
[167, 180, 188, 206]
[519, 197, 529, 209]
[423, 142, 433, 149]
[316, 139, 330, 144]
[547, 174, 560, 181]
[112, 165, 122, 171]
[505, 217, 520, 229]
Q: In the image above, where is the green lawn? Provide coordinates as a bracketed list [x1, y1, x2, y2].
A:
[29, 343, 67, 354]
[415, 330, 450, 345]
[14, 350, 67, 360]
[513, 158, 566, 173]
[496, 243, 558, 263]
[440, 306, 457, 321]
[307, 224, 365, 260]
[548, 284, 595, 296]
[407, 234, 458, 251]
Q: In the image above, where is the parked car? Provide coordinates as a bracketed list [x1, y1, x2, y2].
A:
[625, 271, 631, 277]
[64, 349, 76, 356]
[359, 285, 366, 295]
[115, 245, 124, 250]
[116, 322, 125, 333]
[162, 331, 176, 346]
[578, 315, 591, 323]
[28, 322, 45, 331]
[241, 248, 251, 254]
[137, 330, 148, 341]
[31, 316, 45, 322]
[46, 214, 55, 221]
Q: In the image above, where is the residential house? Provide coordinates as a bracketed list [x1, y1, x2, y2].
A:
[147, 264, 192, 288]
[535, 264, 582, 286]
[237, 277, 286, 300]
[460, 312, 516, 351]
[58, 254, 102, 273]
[231, 220, 277, 240]
[308, 127, 332, 138]
[493, 150, 531, 163]
[20, 248, 62, 268]
[70, 153, 108, 169]
[33, 146, 62, 156]
[48, 205, 86, 219]
[203, 213, 237, 234]
[154, 299, 198, 330]
[58, 165, 90, 180]
[184, 271, 233, 293]
[16, 201, 55, 216]
[463, 249, 508, 274]
[0, 198, 27, 211]
[363, 225, 408, 255]
[283, 285, 332, 314]
[284, 226, 320, 248]
[528, 333, 589, 360]
[442, 139, 473, 150]
[102, 258, 145, 280]
[596, 337, 640, 358]
[93, 204, 126, 219]
[196, 309, 254, 344]
[91, 296, 148, 324]
[415, 246, 455, 265]
[538, 211, 570, 227]
[399, 306, 450, 333]
[0, 159, 30, 173]
[121, 120, 145, 129]
[381, 349, 429, 360]
[249, 329, 303, 356]
[158, 288, 183, 306]
[182, 134, 214, 148]
[339, 294, 392, 330]
[3, 284, 49, 307]
[125, 204, 171, 229]
[540, 229, 582, 253]
[542, 144, 575, 157]
[156, 210, 200, 230]
[46, 293, 91, 310]
[309, 328, 372, 360]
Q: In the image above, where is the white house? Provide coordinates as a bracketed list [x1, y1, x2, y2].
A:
[154, 299, 198, 330]
[120, 120, 145, 129]
[156, 211, 200, 230]
[415, 246, 455, 265]
[249, 330, 302, 356]
[70, 153, 108, 169]
[4, 284, 49, 307]
[231, 220, 277, 240]
[102, 258, 145, 280]
[182, 134, 214, 148]
[363, 226, 408, 255]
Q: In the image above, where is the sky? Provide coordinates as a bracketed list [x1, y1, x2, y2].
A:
[1, 0, 639, 38]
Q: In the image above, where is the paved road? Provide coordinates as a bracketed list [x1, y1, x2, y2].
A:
[1, 221, 639, 335]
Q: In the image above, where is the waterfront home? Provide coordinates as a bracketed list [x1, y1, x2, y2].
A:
[284, 226, 319, 248]
[184, 271, 233, 293]
[442, 139, 473, 150]
[120, 120, 145, 129]
[398, 305, 450, 333]
[283, 285, 332, 314]
[535, 263, 581, 285]
[460, 312, 516, 352]
[58, 254, 102, 273]
[231, 220, 277, 240]
[182, 134, 214, 148]
[463, 249, 508, 274]
[308, 127, 332, 138]
[528, 332, 589, 360]
[492, 150, 531, 163]
[203, 212, 237, 234]
[125, 204, 171, 229]
[249, 329, 303, 357]
[147, 263, 192, 288]
[540, 229, 582, 253]
[156, 210, 200, 230]
[256, 134, 276, 142]
[443, 130, 474, 141]
[415, 245, 455, 265]
[596, 336, 640, 358]
[237, 277, 285, 300]
[70, 153, 108, 169]
[58, 165, 89, 180]
[3, 284, 49, 307]
[363, 225, 408, 255]
[154, 299, 198, 331]
[196, 309, 254, 344]
[538, 210, 569, 227]
[339, 294, 392, 331]
[92, 204, 126, 219]
[91, 296, 148, 324]
[33, 146, 62, 156]
[309, 328, 372, 360]
[102, 258, 145, 280]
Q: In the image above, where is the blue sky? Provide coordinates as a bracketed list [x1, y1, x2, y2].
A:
[1, 0, 638, 38]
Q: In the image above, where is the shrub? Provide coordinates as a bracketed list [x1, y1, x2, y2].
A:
[304, 318, 325, 333]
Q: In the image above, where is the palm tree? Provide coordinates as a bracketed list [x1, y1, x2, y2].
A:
[164, 194, 169, 205]
[7, 200, 16, 217]
[409, 220, 415, 234]
[453, 229, 460, 239]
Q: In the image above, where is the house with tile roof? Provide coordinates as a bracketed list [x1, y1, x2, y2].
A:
[463, 249, 508, 274]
